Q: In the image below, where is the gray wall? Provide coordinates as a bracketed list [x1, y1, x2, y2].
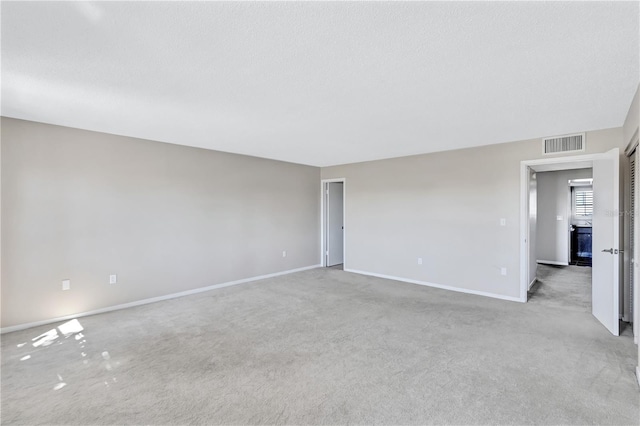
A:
[623, 85, 639, 147]
[1, 118, 320, 328]
[536, 169, 592, 265]
[321, 128, 624, 300]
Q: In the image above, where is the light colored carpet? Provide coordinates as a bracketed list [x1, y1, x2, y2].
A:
[529, 264, 592, 312]
[2, 267, 638, 425]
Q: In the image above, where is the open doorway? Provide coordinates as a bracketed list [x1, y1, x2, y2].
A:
[520, 149, 622, 336]
[531, 169, 594, 311]
[321, 179, 345, 269]
[535, 170, 593, 267]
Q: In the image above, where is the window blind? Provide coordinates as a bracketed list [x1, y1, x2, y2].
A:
[575, 190, 593, 216]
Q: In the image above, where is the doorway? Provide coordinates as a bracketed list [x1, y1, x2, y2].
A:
[530, 170, 594, 311]
[321, 179, 345, 268]
[520, 149, 622, 336]
[534, 170, 593, 268]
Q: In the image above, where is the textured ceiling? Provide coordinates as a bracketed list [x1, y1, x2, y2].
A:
[2, 1, 638, 167]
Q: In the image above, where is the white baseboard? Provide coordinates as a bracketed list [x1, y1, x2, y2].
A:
[344, 268, 523, 303]
[528, 277, 537, 291]
[537, 260, 569, 266]
[1, 264, 322, 334]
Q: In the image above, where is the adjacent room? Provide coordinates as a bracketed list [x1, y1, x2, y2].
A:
[1, 1, 639, 425]
[530, 169, 595, 310]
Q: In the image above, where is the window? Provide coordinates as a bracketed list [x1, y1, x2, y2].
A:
[574, 189, 593, 216]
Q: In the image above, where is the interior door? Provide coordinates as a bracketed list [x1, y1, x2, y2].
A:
[592, 148, 620, 336]
[326, 182, 344, 266]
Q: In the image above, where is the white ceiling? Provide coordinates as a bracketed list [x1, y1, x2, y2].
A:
[2, 1, 638, 167]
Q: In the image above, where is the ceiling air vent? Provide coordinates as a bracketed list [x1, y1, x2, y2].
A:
[542, 133, 585, 155]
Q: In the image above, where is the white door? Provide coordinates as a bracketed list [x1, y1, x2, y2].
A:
[592, 148, 620, 336]
[326, 182, 344, 266]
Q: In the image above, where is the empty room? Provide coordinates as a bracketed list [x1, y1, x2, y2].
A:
[1, 1, 639, 425]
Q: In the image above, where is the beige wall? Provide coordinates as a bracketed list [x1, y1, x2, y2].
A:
[322, 128, 624, 300]
[1, 118, 320, 328]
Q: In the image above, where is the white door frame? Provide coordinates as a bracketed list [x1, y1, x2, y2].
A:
[320, 178, 346, 267]
[520, 152, 604, 302]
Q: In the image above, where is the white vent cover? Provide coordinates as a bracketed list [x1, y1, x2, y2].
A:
[542, 133, 585, 155]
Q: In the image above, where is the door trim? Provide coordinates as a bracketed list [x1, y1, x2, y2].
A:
[625, 133, 640, 343]
[320, 178, 346, 267]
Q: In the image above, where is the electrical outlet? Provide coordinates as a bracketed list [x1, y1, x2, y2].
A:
[109, 275, 117, 284]
[417, 257, 423, 265]
[500, 218, 506, 226]
[62, 279, 70, 291]
[556, 215, 563, 221]
[500, 267, 507, 276]
[282, 250, 287, 258]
